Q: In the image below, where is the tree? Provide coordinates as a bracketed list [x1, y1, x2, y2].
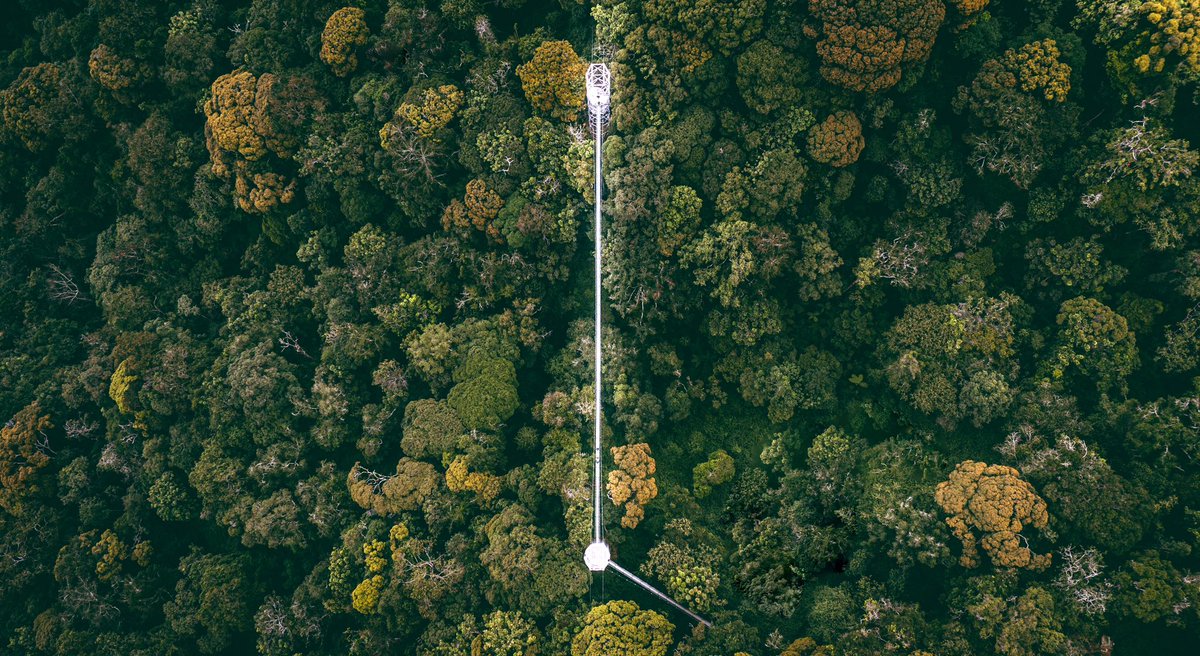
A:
[1006, 40, 1072, 102]
[254, 592, 323, 656]
[320, 7, 370, 77]
[948, 0, 990, 23]
[855, 440, 952, 568]
[1048, 297, 1138, 390]
[808, 111, 866, 168]
[1118, 386, 1200, 508]
[391, 531, 467, 621]
[351, 574, 383, 614]
[781, 637, 835, 656]
[881, 297, 1019, 427]
[234, 168, 297, 214]
[657, 185, 703, 257]
[1076, 0, 1199, 87]
[805, 584, 858, 643]
[1158, 305, 1200, 372]
[684, 219, 764, 309]
[715, 148, 809, 222]
[203, 69, 318, 213]
[0, 63, 78, 152]
[804, 426, 864, 511]
[443, 178, 506, 243]
[408, 322, 455, 388]
[734, 340, 840, 417]
[570, 600, 674, 656]
[88, 44, 149, 98]
[516, 41, 587, 122]
[204, 337, 303, 448]
[164, 551, 252, 654]
[935, 461, 1051, 570]
[347, 459, 440, 514]
[205, 70, 283, 165]
[1129, 1, 1200, 77]
[693, 449, 735, 498]
[642, 0, 766, 56]
[793, 224, 843, 301]
[1086, 117, 1198, 192]
[89, 528, 139, 581]
[385, 84, 464, 141]
[642, 519, 723, 612]
[607, 443, 658, 528]
[447, 353, 520, 431]
[241, 489, 307, 550]
[954, 40, 1074, 189]
[730, 516, 805, 617]
[1078, 118, 1200, 249]
[475, 610, 540, 656]
[163, 3, 221, 98]
[969, 585, 1068, 656]
[0, 403, 52, 517]
[807, 0, 946, 93]
[445, 456, 502, 503]
[479, 504, 588, 616]
[1111, 550, 1194, 623]
[148, 471, 195, 521]
[401, 398, 464, 461]
[1024, 237, 1126, 299]
[736, 41, 808, 115]
[1009, 433, 1147, 552]
[1053, 546, 1112, 616]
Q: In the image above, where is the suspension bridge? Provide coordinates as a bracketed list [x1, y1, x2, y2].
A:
[582, 61, 712, 629]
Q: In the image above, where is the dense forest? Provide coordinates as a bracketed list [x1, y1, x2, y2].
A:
[2, 0, 1199, 654]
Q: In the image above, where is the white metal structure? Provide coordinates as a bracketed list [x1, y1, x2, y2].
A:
[583, 62, 712, 629]
[586, 63, 611, 138]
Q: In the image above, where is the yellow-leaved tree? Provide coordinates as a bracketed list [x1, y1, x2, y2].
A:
[516, 41, 587, 122]
[203, 69, 317, 213]
[0, 403, 52, 516]
[320, 7, 370, 77]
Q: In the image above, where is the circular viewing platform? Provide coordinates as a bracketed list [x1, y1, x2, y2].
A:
[583, 541, 610, 572]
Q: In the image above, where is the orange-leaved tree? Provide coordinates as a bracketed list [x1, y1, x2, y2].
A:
[607, 443, 658, 529]
[807, 0, 946, 93]
[807, 110, 866, 167]
[935, 460, 1052, 570]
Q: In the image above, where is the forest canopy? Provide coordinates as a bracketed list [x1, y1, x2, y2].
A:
[1, 0, 1200, 654]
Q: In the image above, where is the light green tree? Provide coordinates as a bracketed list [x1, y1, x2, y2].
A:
[570, 600, 674, 656]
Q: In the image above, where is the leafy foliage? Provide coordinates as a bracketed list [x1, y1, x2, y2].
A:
[808, 0, 946, 93]
[808, 111, 866, 168]
[320, 7, 370, 77]
[607, 442, 658, 529]
[517, 41, 587, 122]
[2, 0, 1199, 653]
[570, 600, 674, 656]
[936, 461, 1052, 570]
